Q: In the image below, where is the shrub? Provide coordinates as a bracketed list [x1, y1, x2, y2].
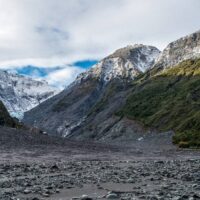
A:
[178, 141, 190, 148]
[173, 130, 200, 148]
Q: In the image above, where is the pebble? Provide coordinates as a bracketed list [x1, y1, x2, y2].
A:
[81, 194, 93, 200]
[1, 159, 200, 200]
[106, 192, 118, 199]
[23, 189, 31, 194]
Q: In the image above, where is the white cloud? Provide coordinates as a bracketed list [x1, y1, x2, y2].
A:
[0, 0, 199, 87]
[43, 66, 85, 89]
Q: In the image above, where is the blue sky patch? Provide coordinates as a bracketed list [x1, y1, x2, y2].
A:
[73, 60, 98, 69]
[14, 60, 98, 78]
[14, 65, 62, 77]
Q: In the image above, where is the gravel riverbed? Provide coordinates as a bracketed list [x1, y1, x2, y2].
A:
[0, 127, 200, 200]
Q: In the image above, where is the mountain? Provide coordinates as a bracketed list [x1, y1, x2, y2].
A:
[24, 30, 200, 145]
[23, 45, 160, 138]
[0, 71, 59, 119]
[119, 58, 200, 147]
[75, 44, 160, 82]
[155, 30, 200, 69]
[118, 31, 200, 148]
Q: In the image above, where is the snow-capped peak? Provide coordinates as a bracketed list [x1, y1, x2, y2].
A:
[155, 30, 200, 69]
[75, 44, 160, 84]
[0, 70, 59, 119]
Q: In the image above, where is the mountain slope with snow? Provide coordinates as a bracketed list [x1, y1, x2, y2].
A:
[75, 44, 160, 83]
[70, 30, 200, 143]
[0, 71, 59, 118]
[155, 30, 200, 69]
[24, 45, 160, 137]
[24, 30, 200, 142]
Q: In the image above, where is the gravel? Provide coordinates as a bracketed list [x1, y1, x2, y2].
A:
[0, 126, 200, 200]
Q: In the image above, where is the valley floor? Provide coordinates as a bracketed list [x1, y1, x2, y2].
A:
[0, 127, 200, 200]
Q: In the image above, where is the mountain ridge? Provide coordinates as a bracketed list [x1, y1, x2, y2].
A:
[74, 44, 160, 84]
[154, 30, 200, 69]
[0, 70, 59, 119]
[24, 30, 200, 143]
[24, 44, 160, 137]
[119, 58, 200, 147]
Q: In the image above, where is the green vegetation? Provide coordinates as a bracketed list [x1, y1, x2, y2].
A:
[119, 58, 200, 148]
[173, 130, 200, 148]
[0, 101, 16, 127]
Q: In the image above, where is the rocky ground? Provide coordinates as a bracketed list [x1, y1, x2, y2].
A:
[0, 127, 200, 200]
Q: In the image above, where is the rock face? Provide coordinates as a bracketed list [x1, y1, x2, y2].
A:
[24, 45, 160, 138]
[76, 44, 160, 83]
[0, 71, 59, 119]
[155, 30, 200, 69]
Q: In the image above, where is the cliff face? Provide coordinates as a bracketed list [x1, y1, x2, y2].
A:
[155, 31, 200, 69]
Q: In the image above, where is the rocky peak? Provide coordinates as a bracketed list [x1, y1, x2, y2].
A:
[23, 44, 160, 137]
[0, 70, 59, 119]
[155, 30, 200, 69]
[75, 45, 160, 84]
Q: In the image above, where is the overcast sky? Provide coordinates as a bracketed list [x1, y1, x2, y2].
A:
[0, 0, 200, 88]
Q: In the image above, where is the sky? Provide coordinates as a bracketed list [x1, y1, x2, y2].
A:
[0, 0, 200, 89]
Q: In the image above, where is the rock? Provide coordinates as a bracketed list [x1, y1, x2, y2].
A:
[106, 192, 119, 199]
[192, 194, 200, 199]
[145, 196, 158, 200]
[55, 189, 60, 193]
[127, 178, 135, 183]
[181, 174, 193, 181]
[23, 189, 31, 194]
[81, 194, 93, 200]
[42, 193, 50, 197]
[189, 197, 194, 200]
[155, 160, 164, 164]
[181, 194, 189, 199]
[50, 164, 59, 171]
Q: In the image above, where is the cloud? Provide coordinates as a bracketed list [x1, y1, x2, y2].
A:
[0, 0, 200, 87]
[6, 64, 87, 89]
[43, 66, 85, 89]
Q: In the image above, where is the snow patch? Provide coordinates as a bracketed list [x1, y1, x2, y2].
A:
[74, 45, 160, 85]
[0, 71, 59, 118]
